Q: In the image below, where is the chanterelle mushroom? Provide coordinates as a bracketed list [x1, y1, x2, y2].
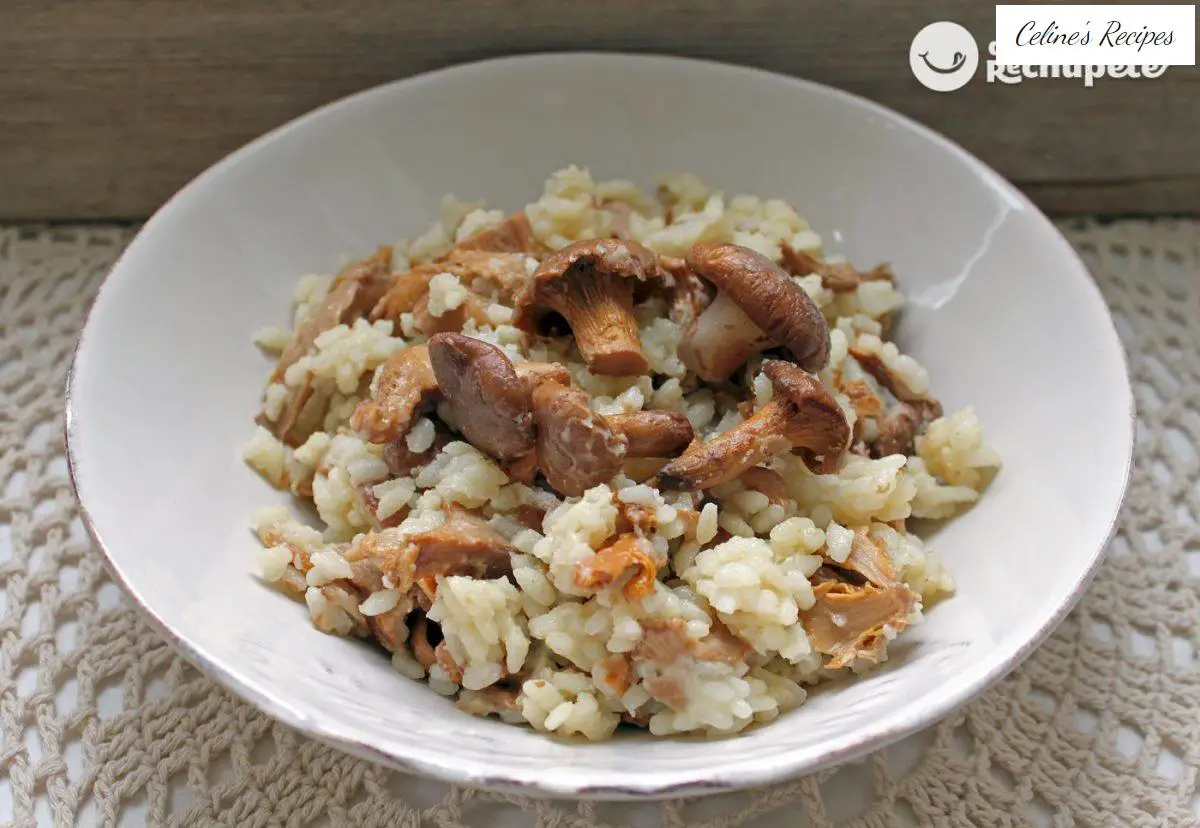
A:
[531, 380, 627, 496]
[427, 332, 535, 462]
[264, 246, 394, 445]
[606, 411, 694, 458]
[800, 580, 915, 669]
[872, 401, 922, 459]
[658, 360, 850, 490]
[680, 243, 830, 382]
[780, 243, 895, 293]
[273, 246, 394, 385]
[450, 213, 544, 257]
[513, 361, 571, 395]
[350, 345, 440, 444]
[515, 239, 662, 375]
[574, 533, 658, 599]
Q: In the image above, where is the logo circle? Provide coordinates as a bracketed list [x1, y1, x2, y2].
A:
[910, 22, 979, 92]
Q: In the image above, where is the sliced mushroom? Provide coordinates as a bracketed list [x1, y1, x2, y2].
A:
[408, 507, 516, 584]
[632, 618, 750, 668]
[350, 345, 440, 444]
[503, 451, 540, 486]
[680, 243, 830, 381]
[273, 246, 394, 382]
[456, 683, 523, 719]
[738, 466, 790, 506]
[372, 249, 531, 327]
[615, 498, 658, 535]
[800, 580, 914, 669]
[427, 333, 535, 461]
[262, 375, 335, 448]
[848, 347, 943, 418]
[780, 243, 894, 293]
[829, 528, 897, 587]
[573, 533, 658, 599]
[409, 614, 439, 670]
[370, 266, 437, 324]
[513, 361, 572, 396]
[434, 643, 465, 683]
[411, 290, 490, 335]
[658, 360, 850, 490]
[515, 239, 662, 375]
[606, 411, 694, 458]
[872, 401, 922, 458]
[531, 380, 627, 496]
[449, 212, 544, 257]
[603, 200, 635, 241]
[382, 420, 453, 477]
[840, 379, 885, 422]
[367, 597, 416, 654]
[264, 246, 395, 444]
[439, 249, 532, 299]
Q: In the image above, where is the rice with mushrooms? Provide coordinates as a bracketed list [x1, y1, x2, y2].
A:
[243, 166, 1000, 739]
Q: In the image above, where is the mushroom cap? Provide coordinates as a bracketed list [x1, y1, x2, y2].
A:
[761, 359, 851, 470]
[686, 243, 830, 372]
[349, 344, 440, 444]
[531, 380, 627, 496]
[514, 238, 662, 330]
[427, 333, 535, 462]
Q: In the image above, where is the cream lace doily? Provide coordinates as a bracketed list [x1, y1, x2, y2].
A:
[1, 221, 1195, 826]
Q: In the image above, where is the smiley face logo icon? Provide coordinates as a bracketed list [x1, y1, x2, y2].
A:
[910, 21, 979, 92]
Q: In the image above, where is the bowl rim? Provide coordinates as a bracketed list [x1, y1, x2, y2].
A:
[64, 51, 1136, 799]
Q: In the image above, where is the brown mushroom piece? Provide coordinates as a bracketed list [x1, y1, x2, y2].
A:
[680, 243, 830, 382]
[450, 212, 544, 257]
[515, 239, 662, 375]
[847, 347, 943, 419]
[830, 528, 898, 588]
[780, 243, 895, 293]
[513, 361, 572, 396]
[738, 466, 790, 506]
[800, 580, 915, 669]
[531, 380, 627, 496]
[872, 401, 923, 459]
[427, 332, 536, 462]
[349, 345, 440, 444]
[409, 614, 438, 670]
[382, 419, 454, 477]
[605, 410, 694, 458]
[658, 360, 850, 490]
[574, 533, 659, 599]
[272, 245, 394, 383]
[263, 246, 395, 445]
[408, 508, 516, 584]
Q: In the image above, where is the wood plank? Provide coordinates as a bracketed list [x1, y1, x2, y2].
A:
[0, 0, 1195, 219]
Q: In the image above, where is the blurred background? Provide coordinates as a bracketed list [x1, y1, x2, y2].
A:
[2, 0, 1195, 220]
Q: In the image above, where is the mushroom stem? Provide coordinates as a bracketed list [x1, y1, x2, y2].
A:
[680, 291, 772, 382]
[681, 243, 830, 380]
[518, 240, 661, 376]
[658, 402, 794, 491]
[658, 360, 850, 490]
[554, 272, 648, 375]
[606, 411, 694, 458]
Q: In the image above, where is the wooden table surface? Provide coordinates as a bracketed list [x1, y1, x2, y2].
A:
[2, 0, 1196, 219]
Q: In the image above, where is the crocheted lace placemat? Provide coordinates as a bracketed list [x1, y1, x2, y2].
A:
[1, 220, 1195, 826]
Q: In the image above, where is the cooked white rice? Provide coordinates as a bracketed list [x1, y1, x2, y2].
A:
[243, 167, 1000, 740]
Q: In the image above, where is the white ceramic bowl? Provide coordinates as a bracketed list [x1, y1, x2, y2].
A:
[66, 53, 1133, 798]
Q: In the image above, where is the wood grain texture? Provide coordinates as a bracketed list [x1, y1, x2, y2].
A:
[1, 0, 1196, 219]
